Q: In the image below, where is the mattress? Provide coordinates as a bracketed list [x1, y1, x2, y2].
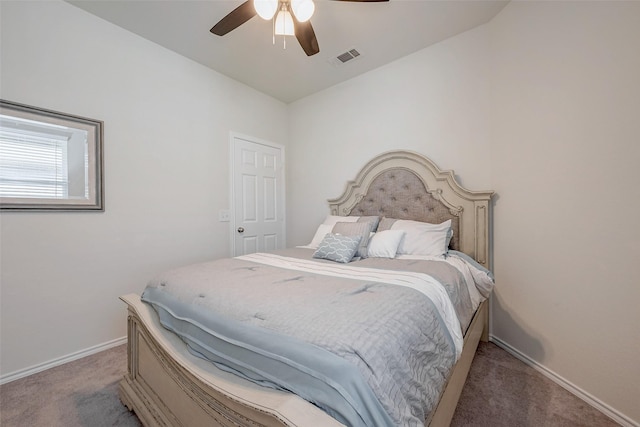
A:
[141, 247, 493, 427]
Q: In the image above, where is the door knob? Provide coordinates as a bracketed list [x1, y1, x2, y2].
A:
[237, 227, 244, 233]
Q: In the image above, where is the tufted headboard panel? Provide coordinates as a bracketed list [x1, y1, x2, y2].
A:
[349, 168, 460, 250]
[328, 150, 494, 268]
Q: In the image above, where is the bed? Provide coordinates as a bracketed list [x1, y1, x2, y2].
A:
[118, 150, 495, 427]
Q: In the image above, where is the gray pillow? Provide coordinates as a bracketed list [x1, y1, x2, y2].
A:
[377, 217, 397, 231]
[332, 221, 374, 258]
[312, 233, 362, 263]
[356, 215, 380, 232]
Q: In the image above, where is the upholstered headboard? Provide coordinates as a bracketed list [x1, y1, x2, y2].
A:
[328, 150, 494, 268]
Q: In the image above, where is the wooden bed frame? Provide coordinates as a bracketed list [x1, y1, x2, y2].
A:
[119, 150, 494, 427]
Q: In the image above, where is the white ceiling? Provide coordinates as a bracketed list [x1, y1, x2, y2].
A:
[67, 0, 508, 103]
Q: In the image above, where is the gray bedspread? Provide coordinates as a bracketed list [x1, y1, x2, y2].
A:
[141, 248, 475, 427]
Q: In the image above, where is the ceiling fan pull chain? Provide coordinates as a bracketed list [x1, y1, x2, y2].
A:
[272, 15, 276, 45]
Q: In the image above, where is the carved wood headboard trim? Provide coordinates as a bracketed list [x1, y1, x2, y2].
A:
[327, 150, 494, 268]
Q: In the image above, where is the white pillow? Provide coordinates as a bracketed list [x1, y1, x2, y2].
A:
[322, 215, 359, 227]
[392, 219, 452, 257]
[308, 223, 333, 248]
[367, 230, 406, 258]
[307, 216, 360, 248]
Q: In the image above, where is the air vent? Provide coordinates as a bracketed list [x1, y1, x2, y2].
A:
[337, 49, 360, 63]
[328, 48, 362, 67]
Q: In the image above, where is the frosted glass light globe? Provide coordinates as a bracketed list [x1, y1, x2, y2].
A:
[291, 0, 315, 22]
[254, 0, 278, 20]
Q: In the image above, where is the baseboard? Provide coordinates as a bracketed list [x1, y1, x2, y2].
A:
[490, 336, 638, 427]
[0, 336, 127, 385]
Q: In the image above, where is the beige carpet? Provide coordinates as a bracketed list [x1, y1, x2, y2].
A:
[0, 342, 619, 426]
[451, 343, 619, 426]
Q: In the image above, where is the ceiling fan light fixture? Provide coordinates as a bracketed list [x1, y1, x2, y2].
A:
[274, 9, 295, 36]
[254, 0, 278, 20]
[291, 0, 315, 23]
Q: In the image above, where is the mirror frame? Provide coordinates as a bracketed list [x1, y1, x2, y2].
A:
[0, 100, 104, 211]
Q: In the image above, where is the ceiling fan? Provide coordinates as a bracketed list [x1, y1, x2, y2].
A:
[210, 0, 389, 57]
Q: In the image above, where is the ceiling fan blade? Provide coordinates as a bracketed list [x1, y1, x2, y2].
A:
[334, 0, 389, 2]
[292, 16, 320, 56]
[210, 1, 257, 36]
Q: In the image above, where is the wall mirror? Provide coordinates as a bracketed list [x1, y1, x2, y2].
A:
[0, 100, 104, 211]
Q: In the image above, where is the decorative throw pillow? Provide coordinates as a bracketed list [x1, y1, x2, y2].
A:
[331, 221, 374, 258]
[367, 230, 406, 258]
[312, 233, 362, 263]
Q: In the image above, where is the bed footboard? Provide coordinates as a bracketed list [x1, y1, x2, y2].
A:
[428, 299, 488, 426]
[118, 293, 344, 427]
[118, 294, 488, 427]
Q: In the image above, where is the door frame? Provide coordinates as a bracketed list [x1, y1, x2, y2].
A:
[229, 132, 286, 256]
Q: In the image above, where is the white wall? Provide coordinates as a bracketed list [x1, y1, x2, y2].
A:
[489, 2, 640, 424]
[288, 2, 640, 425]
[287, 24, 494, 246]
[0, 0, 288, 377]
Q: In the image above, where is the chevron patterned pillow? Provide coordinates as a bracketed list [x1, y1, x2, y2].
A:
[312, 233, 362, 263]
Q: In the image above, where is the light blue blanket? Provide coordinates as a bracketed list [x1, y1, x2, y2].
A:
[142, 249, 471, 427]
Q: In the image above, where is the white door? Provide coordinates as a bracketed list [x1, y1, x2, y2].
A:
[231, 134, 285, 256]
